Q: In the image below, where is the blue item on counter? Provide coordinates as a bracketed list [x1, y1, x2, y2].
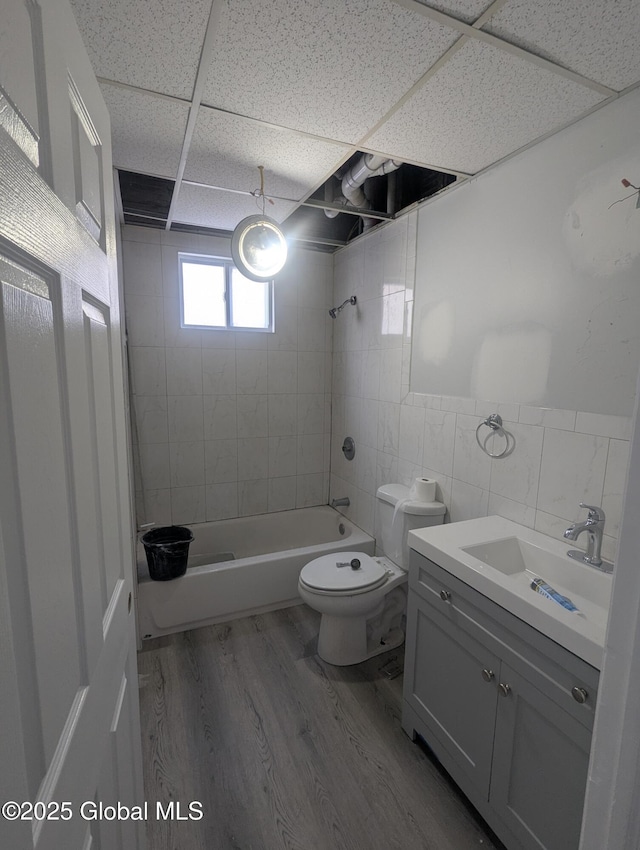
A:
[529, 576, 580, 613]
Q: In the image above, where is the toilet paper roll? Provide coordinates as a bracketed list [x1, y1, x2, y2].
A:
[410, 477, 437, 502]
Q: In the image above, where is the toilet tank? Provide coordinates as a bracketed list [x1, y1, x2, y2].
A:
[376, 483, 446, 569]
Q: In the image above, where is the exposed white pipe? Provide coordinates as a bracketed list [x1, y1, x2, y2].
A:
[341, 153, 401, 208]
[341, 154, 385, 207]
[324, 153, 401, 217]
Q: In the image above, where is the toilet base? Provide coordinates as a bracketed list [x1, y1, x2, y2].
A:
[317, 615, 405, 666]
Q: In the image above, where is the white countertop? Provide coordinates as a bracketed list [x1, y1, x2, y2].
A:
[409, 516, 612, 669]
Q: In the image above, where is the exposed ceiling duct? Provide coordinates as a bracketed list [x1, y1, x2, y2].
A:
[342, 154, 402, 207]
[324, 153, 402, 218]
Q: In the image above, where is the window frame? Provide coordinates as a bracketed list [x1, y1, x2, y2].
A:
[178, 252, 274, 333]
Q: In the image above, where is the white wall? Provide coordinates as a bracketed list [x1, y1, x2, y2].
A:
[122, 225, 333, 526]
[330, 140, 633, 561]
[411, 87, 640, 416]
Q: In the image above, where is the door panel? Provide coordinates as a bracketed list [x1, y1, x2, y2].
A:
[0, 0, 40, 166]
[69, 78, 104, 244]
[0, 1, 144, 848]
[0, 256, 83, 764]
[83, 299, 124, 607]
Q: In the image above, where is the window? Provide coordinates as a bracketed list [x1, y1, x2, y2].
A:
[179, 253, 273, 331]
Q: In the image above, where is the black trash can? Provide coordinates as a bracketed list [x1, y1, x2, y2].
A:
[142, 526, 194, 581]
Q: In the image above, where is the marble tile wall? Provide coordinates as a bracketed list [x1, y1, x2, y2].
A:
[122, 212, 632, 559]
[123, 225, 332, 526]
[329, 213, 631, 563]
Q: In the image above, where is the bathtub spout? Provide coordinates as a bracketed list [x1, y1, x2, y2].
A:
[331, 497, 350, 508]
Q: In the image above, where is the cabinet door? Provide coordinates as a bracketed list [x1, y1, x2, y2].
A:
[404, 593, 500, 797]
[490, 663, 592, 850]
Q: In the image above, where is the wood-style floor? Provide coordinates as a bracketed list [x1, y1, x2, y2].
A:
[138, 604, 503, 850]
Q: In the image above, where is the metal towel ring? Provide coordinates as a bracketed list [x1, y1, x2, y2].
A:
[475, 413, 510, 458]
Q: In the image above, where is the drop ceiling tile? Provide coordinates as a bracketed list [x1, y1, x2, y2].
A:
[485, 0, 640, 91]
[201, 0, 460, 143]
[100, 84, 189, 178]
[70, 0, 212, 99]
[171, 184, 298, 232]
[366, 38, 606, 174]
[184, 107, 351, 200]
[414, 0, 496, 24]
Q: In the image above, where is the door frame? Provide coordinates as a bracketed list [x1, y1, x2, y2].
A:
[580, 367, 640, 848]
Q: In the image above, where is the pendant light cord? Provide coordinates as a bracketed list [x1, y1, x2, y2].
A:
[251, 165, 274, 214]
[258, 165, 266, 215]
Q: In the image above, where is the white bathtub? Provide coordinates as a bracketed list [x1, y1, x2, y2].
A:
[136, 506, 375, 640]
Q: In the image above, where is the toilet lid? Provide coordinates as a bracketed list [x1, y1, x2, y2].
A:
[300, 552, 387, 593]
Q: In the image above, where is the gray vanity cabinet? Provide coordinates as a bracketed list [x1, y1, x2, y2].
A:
[403, 550, 599, 850]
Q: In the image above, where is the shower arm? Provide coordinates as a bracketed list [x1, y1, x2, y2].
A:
[329, 296, 357, 318]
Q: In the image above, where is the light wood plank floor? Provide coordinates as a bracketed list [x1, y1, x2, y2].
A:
[138, 604, 504, 850]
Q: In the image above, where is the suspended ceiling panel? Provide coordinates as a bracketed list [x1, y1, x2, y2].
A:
[172, 184, 299, 230]
[366, 39, 606, 174]
[414, 0, 497, 24]
[69, 0, 211, 99]
[69, 0, 640, 244]
[100, 84, 189, 179]
[486, 0, 640, 91]
[200, 0, 460, 143]
[184, 107, 352, 201]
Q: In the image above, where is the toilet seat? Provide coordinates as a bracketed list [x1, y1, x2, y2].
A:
[299, 552, 387, 595]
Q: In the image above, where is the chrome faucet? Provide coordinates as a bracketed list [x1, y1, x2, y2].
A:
[331, 497, 350, 508]
[563, 503, 613, 573]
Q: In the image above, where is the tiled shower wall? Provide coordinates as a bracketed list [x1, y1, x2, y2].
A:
[329, 212, 630, 563]
[122, 225, 332, 526]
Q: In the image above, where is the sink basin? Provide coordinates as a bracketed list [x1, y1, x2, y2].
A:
[408, 516, 613, 669]
[462, 536, 607, 609]
[463, 536, 546, 575]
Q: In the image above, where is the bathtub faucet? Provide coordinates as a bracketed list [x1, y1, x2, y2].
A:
[331, 497, 350, 508]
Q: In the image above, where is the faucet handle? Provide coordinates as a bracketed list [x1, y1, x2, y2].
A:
[579, 503, 606, 523]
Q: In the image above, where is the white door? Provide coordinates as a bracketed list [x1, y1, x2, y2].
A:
[0, 1, 145, 848]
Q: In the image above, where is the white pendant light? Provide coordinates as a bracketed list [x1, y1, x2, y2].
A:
[231, 166, 288, 281]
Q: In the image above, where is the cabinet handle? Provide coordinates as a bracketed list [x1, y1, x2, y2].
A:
[571, 686, 588, 704]
[499, 683, 511, 697]
[481, 668, 495, 682]
[439, 589, 451, 601]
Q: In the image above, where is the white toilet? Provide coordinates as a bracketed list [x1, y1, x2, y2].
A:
[298, 483, 446, 665]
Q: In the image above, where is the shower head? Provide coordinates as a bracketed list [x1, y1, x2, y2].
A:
[328, 295, 357, 318]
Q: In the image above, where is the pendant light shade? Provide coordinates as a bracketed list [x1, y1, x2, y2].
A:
[231, 166, 288, 281]
[231, 214, 288, 281]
